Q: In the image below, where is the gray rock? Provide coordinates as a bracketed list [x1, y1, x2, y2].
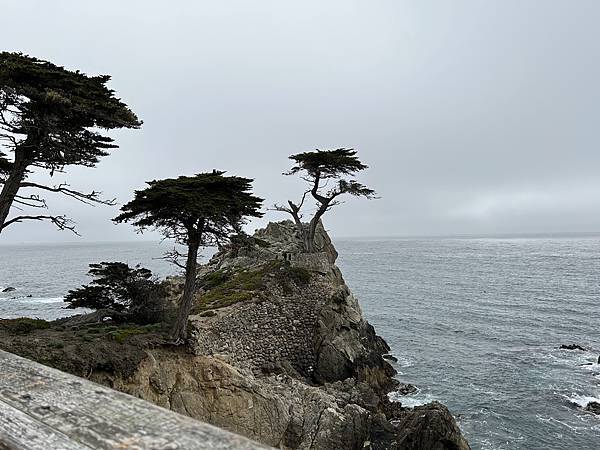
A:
[560, 344, 586, 351]
[395, 383, 418, 396]
[392, 402, 471, 450]
[584, 401, 600, 415]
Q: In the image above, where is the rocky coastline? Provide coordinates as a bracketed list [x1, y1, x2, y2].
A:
[0, 221, 470, 449]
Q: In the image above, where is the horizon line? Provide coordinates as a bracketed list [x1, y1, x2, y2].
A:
[2, 230, 600, 247]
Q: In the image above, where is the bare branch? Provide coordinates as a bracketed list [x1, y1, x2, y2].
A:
[13, 194, 48, 209]
[297, 189, 310, 210]
[157, 248, 187, 270]
[0, 214, 79, 234]
[271, 203, 294, 214]
[19, 182, 116, 206]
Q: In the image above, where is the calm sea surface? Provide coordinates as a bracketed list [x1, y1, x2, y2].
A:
[1, 236, 600, 449]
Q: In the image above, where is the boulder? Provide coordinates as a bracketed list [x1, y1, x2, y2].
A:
[393, 402, 471, 450]
[395, 383, 418, 396]
[584, 401, 600, 415]
[560, 344, 586, 351]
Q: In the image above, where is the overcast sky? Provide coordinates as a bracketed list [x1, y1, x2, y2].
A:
[1, 0, 600, 243]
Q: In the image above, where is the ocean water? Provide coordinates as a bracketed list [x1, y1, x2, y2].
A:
[336, 236, 600, 450]
[0, 241, 182, 320]
[1, 236, 600, 449]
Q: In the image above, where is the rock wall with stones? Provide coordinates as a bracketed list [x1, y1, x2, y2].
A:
[189, 278, 325, 377]
[187, 221, 396, 394]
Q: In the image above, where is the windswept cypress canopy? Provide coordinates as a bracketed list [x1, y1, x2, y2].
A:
[114, 171, 263, 341]
[0, 52, 140, 170]
[276, 148, 376, 252]
[114, 171, 263, 243]
[0, 52, 141, 234]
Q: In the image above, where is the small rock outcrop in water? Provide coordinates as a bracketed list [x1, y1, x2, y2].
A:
[584, 401, 600, 415]
[394, 383, 418, 396]
[560, 344, 586, 351]
[1, 287, 16, 293]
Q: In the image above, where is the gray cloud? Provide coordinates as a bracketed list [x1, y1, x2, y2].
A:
[1, 0, 599, 243]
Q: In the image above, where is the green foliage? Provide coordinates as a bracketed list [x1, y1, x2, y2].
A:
[114, 171, 264, 340]
[273, 263, 312, 295]
[0, 318, 51, 334]
[193, 265, 268, 312]
[199, 269, 232, 290]
[286, 266, 312, 286]
[113, 171, 264, 245]
[109, 325, 155, 344]
[64, 262, 166, 324]
[280, 148, 375, 252]
[0, 52, 141, 172]
[286, 149, 375, 199]
[194, 261, 313, 312]
[197, 268, 264, 308]
[0, 52, 141, 236]
[287, 148, 368, 178]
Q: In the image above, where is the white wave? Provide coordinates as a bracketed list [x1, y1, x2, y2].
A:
[564, 393, 600, 408]
[581, 362, 600, 372]
[394, 355, 414, 368]
[388, 387, 436, 408]
[7, 297, 64, 304]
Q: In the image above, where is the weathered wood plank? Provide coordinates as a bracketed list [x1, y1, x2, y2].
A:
[0, 400, 90, 450]
[0, 350, 272, 449]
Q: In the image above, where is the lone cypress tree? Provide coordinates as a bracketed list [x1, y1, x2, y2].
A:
[0, 52, 141, 234]
[114, 171, 263, 342]
[275, 148, 376, 252]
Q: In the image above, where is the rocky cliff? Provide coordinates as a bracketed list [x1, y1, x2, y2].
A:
[0, 221, 470, 449]
[96, 221, 470, 450]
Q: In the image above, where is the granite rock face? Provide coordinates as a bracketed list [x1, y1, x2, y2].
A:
[98, 221, 470, 450]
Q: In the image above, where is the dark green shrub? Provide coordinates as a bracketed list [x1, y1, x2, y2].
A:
[64, 262, 167, 324]
[0, 318, 51, 334]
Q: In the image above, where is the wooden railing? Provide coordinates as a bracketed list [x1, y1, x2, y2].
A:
[0, 349, 271, 449]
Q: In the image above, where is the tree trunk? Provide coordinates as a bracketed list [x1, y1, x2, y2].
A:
[170, 235, 200, 342]
[287, 200, 311, 252]
[306, 204, 328, 253]
[0, 151, 29, 233]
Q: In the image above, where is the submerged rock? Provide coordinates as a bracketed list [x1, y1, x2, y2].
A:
[560, 344, 586, 351]
[1, 286, 16, 293]
[394, 383, 418, 396]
